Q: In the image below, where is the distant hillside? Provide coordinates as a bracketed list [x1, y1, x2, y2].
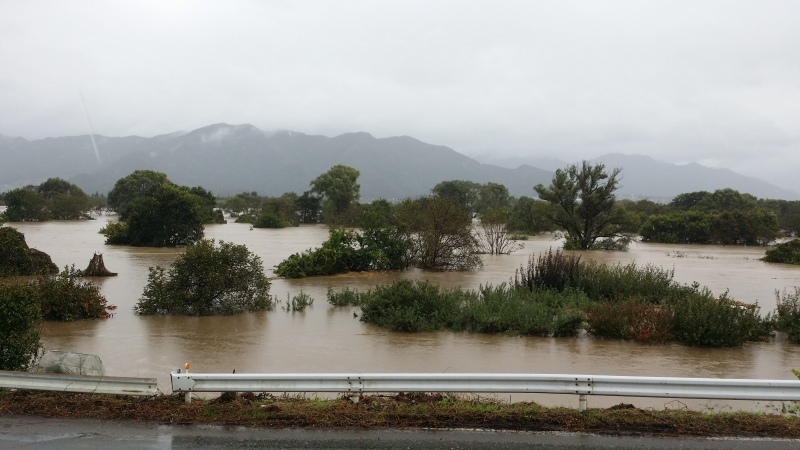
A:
[1, 124, 553, 200]
[589, 153, 800, 201]
[2, 125, 798, 201]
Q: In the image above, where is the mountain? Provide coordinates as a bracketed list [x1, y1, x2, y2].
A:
[2, 124, 553, 200]
[2, 124, 798, 201]
[589, 153, 800, 201]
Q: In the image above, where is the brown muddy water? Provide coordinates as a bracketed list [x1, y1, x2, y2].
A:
[6, 219, 800, 410]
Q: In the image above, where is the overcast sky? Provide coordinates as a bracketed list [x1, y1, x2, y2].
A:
[2, 1, 799, 190]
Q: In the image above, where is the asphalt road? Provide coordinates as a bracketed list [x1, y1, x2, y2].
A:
[1, 416, 798, 449]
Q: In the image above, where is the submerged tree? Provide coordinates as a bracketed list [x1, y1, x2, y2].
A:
[135, 239, 274, 315]
[534, 161, 629, 250]
[309, 165, 361, 221]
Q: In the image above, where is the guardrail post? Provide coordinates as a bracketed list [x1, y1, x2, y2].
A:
[184, 363, 192, 403]
[578, 394, 587, 412]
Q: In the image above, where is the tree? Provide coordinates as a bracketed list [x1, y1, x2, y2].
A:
[0, 283, 42, 371]
[3, 179, 92, 221]
[396, 196, 481, 270]
[510, 196, 554, 234]
[309, 165, 360, 219]
[103, 183, 205, 247]
[2, 187, 48, 221]
[431, 180, 481, 213]
[534, 161, 628, 250]
[475, 182, 512, 216]
[134, 239, 274, 315]
[475, 209, 523, 254]
[107, 170, 169, 220]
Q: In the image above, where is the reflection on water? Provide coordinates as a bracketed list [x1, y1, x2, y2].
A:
[7, 220, 800, 409]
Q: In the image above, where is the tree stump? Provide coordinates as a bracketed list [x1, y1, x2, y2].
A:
[79, 253, 117, 276]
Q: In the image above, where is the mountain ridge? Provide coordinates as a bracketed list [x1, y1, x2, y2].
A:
[1, 124, 798, 201]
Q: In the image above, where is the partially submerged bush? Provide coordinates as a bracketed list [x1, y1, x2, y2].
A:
[0, 283, 42, 371]
[587, 298, 673, 343]
[34, 266, 115, 321]
[135, 239, 274, 315]
[0, 227, 58, 277]
[762, 239, 800, 265]
[669, 291, 770, 348]
[275, 228, 407, 278]
[513, 249, 682, 304]
[775, 287, 800, 343]
[337, 280, 588, 337]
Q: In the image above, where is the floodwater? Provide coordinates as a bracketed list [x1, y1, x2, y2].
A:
[7, 219, 800, 410]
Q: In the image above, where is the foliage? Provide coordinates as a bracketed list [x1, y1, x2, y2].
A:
[396, 196, 482, 271]
[641, 208, 780, 246]
[534, 161, 629, 250]
[617, 199, 669, 234]
[275, 228, 407, 278]
[431, 180, 480, 213]
[339, 280, 588, 336]
[107, 170, 169, 220]
[357, 280, 461, 332]
[32, 266, 115, 321]
[0, 227, 58, 277]
[640, 211, 713, 244]
[134, 239, 274, 315]
[358, 199, 396, 229]
[309, 165, 361, 220]
[512, 249, 584, 293]
[283, 292, 314, 312]
[0, 283, 42, 371]
[668, 292, 770, 348]
[509, 196, 554, 234]
[2, 178, 92, 221]
[763, 239, 800, 265]
[326, 286, 368, 306]
[587, 298, 673, 343]
[104, 182, 205, 247]
[774, 287, 800, 343]
[474, 209, 523, 255]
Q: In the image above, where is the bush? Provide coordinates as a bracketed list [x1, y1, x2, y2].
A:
[327, 287, 367, 306]
[587, 298, 673, 343]
[134, 239, 274, 315]
[275, 228, 407, 278]
[513, 250, 682, 304]
[457, 285, 587, 337]
[358, 280, 460, 332]
[775, 287, 800, 343]
[0, 227, 58, 277]
[669, 291, 770, 347]
[0, 283, 42, 371]
[33, 266, 115, 321]
[763, 239, 800, 265]
[283, 291, 314, 312]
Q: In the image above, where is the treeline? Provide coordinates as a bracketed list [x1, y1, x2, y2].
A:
[0, 178, 105, 221]
[621, 189, 794, 245]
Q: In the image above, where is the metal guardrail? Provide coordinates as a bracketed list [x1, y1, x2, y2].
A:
[170, 370, 800, 410]
[0, 370, 158, 397]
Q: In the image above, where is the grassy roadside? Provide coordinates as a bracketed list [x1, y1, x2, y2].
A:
[2, 390, 799, 438]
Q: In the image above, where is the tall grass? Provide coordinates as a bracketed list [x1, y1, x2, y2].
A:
[336, 280, 588, 337]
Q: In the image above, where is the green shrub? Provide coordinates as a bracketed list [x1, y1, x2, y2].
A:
[275, 228, 407, 278]
[0, 283, 43, 371]
[669, 291, 770, 347]
[358, 280, 460, 332]
[0, 227, 58, 277]
[775, 287, 800, 343]
[513, 249, 685, 304]
[135, 239, 274, 315]
[763, 240, 800, 265]
[513, 249, 583, 292]
[327, 287, 367, 306]
[283, 291, 314, 311]
[34, 266, 115, 321]
[458, 285, 586, 337]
